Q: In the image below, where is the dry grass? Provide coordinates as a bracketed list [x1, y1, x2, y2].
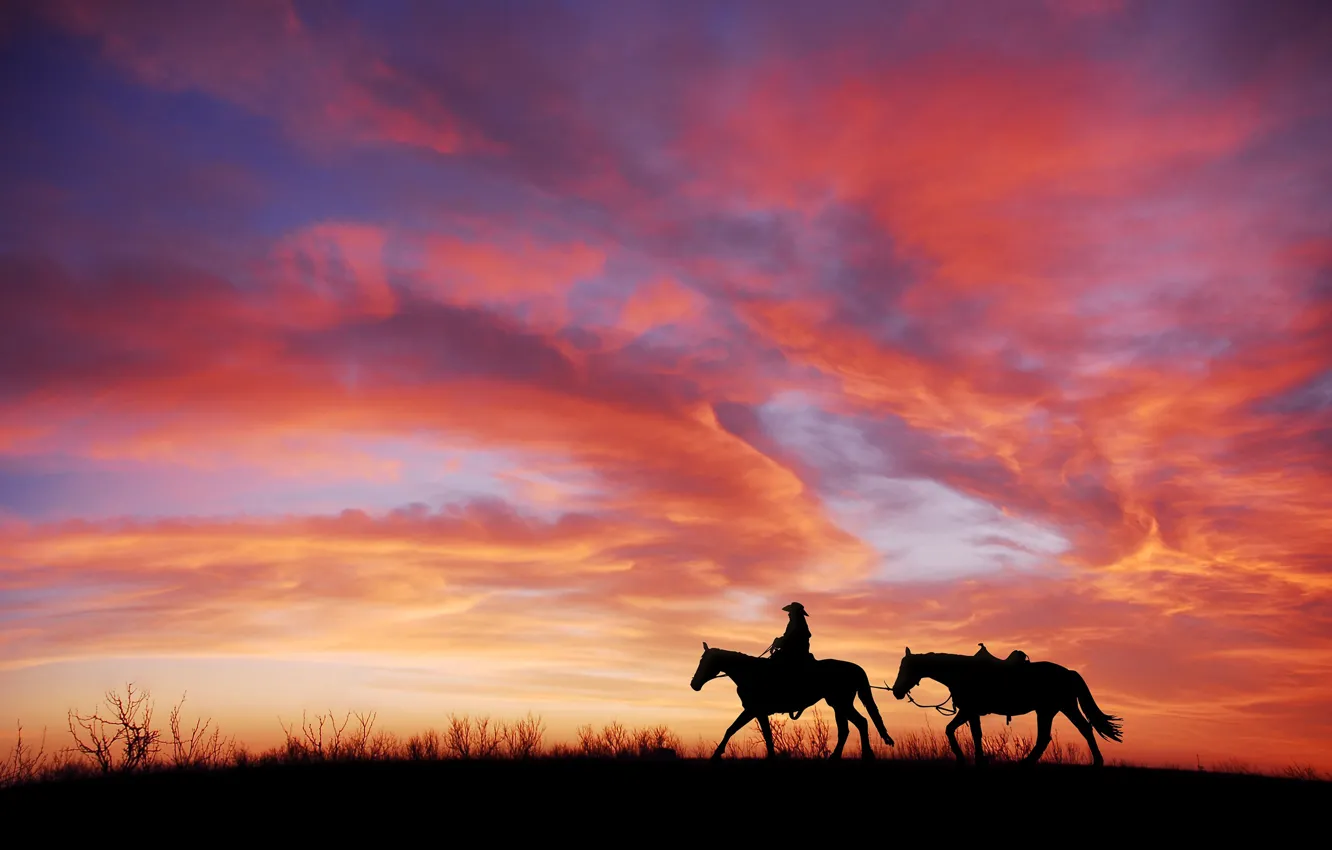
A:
[3, 682, 1326, 788]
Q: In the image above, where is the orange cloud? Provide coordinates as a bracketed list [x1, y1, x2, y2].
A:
[4, 0, 1331, 773]
[617, 277, 707, 336]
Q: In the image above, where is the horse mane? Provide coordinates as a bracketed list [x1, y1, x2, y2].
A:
[709, 647, 765, 662]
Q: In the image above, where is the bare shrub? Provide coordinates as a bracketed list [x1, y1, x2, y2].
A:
[808, 708, 831, 759]
[1, 722, 48, 787]
[168, 693, 235, 769]
[885, 729, 950, 761]
[600, 721, 630, 757]
[343, 711, 378, 760]
[732, 736, 762, 758]
[446, 713, 474, 759]
[690, 737, 717, 759]
[1281, 764, 1323, 781]
[1212, 758, 1256, 775]
[369, 730, 400, 760]
[505, 713, 545, 759]
[406, 729, 442, 761]
[322, 711, 352, 759]
[1041, 730, 1079, 765]
[977, 725, 1025, 762]
[43, 746, 92, 782]
[574, 721, 648, 758]
[576, 724, 602, 757]
[764, 716, 803, 756]
[67, 704, 117, 773]
[471, 716, 506, 759]
[738, 709, 843, 759]
[277, 716, 306, 762]
[633, 724, 681, 757]
[278, 710, 355, 761]
[67, 683, 161, 773]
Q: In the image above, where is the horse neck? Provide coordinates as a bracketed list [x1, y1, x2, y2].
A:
[714, 650, 762, 680]
[915, 653, 973, 688]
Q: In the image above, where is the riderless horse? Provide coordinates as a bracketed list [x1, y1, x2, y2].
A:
[889, 646, 1123, 766]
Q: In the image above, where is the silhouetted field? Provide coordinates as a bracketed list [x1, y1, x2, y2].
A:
[4, 758, 1328, 838]
[3, 685, 1327, 836]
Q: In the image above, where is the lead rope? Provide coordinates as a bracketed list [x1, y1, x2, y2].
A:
[869, 680, 959, 716]
[907, 691, 958, 716]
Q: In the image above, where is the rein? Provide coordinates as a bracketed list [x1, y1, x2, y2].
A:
[870, 680, 959, 716]
[701, 645, 776, 682]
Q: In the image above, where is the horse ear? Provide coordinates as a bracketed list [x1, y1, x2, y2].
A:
[905, 646, 911, 655]
[703, 642, 710, 651]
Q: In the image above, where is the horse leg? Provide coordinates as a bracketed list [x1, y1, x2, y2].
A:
[830, 708, 851, 760]
[757, 714, 776, 759]
[841, 704, 873, 759]
[945, 712, 968, 765]
[712, 709, 755, 760]
[1063, 704, 1104, 767]
[969, 716, 987, 766]
[1022, 709, 1055, 765]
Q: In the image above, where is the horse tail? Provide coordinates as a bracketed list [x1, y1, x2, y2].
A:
[855, 667, 894, 746]
[1073, 671, 1124, 743]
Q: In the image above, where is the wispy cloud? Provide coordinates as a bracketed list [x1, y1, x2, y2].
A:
[1, 0, 1330, 769]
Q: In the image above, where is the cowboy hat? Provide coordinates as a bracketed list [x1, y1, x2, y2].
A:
[782, 602, 809, 616]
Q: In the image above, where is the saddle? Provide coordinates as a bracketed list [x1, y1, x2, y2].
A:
[974, 643, 1029, 725]
[975, 642, 1029, 664]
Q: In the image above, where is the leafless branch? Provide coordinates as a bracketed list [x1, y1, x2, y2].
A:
[1, 722, 48, 786]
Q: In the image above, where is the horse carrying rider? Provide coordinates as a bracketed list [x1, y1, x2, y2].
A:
[771, 602, 814, 666]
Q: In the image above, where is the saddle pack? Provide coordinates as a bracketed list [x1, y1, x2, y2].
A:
[975, 643, 1030, 724]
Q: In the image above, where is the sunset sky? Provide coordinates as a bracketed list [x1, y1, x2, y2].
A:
[2, 0, 1330, 770]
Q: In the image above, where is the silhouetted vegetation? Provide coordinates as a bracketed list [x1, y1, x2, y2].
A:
[1, 682, 1326, 789]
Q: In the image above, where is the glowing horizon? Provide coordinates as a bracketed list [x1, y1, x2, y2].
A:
[2, 0, 1330, 772]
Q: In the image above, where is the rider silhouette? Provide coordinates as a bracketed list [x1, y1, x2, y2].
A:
[771, 602, 814, 666]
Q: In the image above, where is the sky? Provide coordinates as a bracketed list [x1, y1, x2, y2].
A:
[1, 0, 1330, 770]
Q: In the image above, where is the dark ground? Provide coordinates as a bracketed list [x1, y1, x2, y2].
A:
[3, 759, 1326, 839]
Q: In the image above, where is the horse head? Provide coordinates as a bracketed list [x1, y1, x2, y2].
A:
[891, 647, 921, 700]
[691, 642, 720, 691]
